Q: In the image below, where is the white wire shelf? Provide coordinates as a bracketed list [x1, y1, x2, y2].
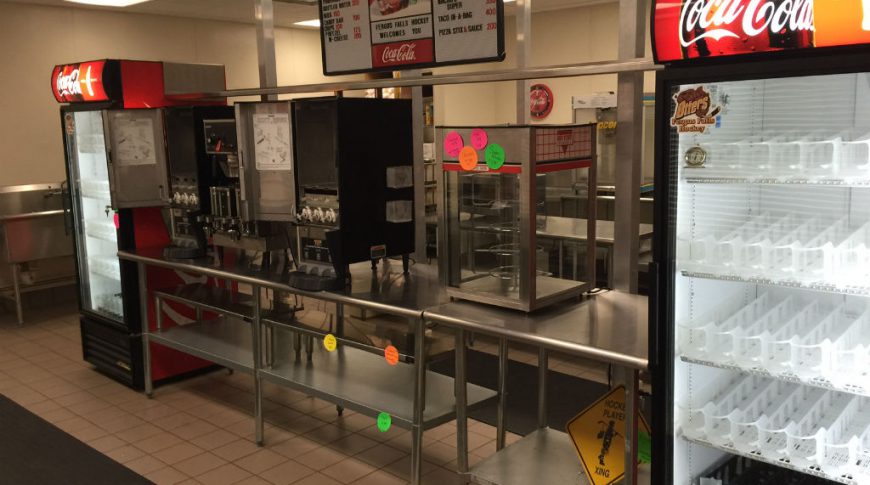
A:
[80, 179, 111, 200]
[85, 220, 117, 242]
[680, 133, 870, 185]
[680, 374, 870, 485]
[679, 293, 870, 396]
[678, 212, 870, 295]
[88, 256, 120, 281]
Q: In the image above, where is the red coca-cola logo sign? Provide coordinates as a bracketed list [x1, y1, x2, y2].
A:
[51, 61, 110, 103]
[382, 43, 417, 63]
[679, 0, 814, 49]
[372, 39, 434, 68]
[650, 0, 870, 62]
[530, 84, 553, 120]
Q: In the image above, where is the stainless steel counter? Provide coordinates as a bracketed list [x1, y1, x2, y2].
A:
[424, 290, 648, 370]
[121, 247, 452, 485]
[425, 290, 649, 485]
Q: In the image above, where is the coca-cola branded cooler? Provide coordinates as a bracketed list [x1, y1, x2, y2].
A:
[54, 59, 226, 389]
[651, 1, 870, 484]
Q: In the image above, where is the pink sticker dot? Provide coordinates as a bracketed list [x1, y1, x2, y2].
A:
[470, 128, 488, 150]
[444, 131, 463, 158]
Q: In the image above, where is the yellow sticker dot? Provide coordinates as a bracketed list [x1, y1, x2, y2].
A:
[323, 334, 337, 352]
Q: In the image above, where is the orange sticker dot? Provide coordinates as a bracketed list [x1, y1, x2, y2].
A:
[458, 146, 478, 171]
[384, 345, 399, 366]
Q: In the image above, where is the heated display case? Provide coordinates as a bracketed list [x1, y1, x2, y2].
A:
[651, 3, 870, 483]
[437, 124, 596, 311]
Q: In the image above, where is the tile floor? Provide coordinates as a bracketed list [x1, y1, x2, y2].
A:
[0, 299, 610, 485]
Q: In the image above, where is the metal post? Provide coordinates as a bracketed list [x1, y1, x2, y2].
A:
[336, 302, 345, 338]
[411, 317, 427, 485]
[11, 263, 23, 325]
[515, 0, 532, 124]
[410, 73, 427, 263]
[623, 367, 640, 485]
[612, 0, 645, 293]
[139, 262, 153, 398]
[537, 347, 548, 428]
[255, 0, 278, 102]
[155, 296, 163, 332]
[252, 285, 264, 445]
[496, 338, 508, 450]
[455, 329, 469, 473]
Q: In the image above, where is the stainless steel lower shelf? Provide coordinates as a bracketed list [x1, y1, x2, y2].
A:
[467, 428, 650, 485]
[260, 335, 497, 429]
[148, 316, 254, 373]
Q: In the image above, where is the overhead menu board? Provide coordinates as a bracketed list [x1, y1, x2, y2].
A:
[319, 0, 505, 75]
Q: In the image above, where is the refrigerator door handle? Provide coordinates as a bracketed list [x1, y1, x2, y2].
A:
[61, 180, 72, 236]
[648, 261, 660, 369]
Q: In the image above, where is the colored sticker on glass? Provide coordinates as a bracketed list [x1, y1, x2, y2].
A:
[443, 131, 463, 158]
[638, 431, 651, 464]
[470, 128, 488, 150]
[458, 146, 478, 171]
[485, 144, 506, 170]
[384, 345, 399, 366]
[323, 334, 337, 352]
[377, 412, 392, 432]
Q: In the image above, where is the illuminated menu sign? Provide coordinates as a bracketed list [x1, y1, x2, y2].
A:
[318, 0, 505, 75]
[653, 0, 870, 63]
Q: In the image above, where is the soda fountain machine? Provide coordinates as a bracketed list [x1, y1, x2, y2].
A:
[54, 59, 226, 389]
[290, 96, 415, 291]
[163, 106, 236, 260]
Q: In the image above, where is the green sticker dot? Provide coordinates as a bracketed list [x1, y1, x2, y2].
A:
[638, 431, 651, 464]
[485, 143, 506, 170]
[377, 412, 392, 432]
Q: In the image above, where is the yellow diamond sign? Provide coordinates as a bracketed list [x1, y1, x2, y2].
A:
[566, 385, 651, 485]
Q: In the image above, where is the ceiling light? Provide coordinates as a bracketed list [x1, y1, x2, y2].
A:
[64, 0, 152, 6]
[294, 19, 321, 28]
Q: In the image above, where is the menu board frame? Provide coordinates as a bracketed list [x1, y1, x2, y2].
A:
[318, 0, 506, 75]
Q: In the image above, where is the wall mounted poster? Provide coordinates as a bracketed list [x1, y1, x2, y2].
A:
[319, 0, 505, 74]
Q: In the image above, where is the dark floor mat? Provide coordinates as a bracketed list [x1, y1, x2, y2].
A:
[0, 394, 152, 485]
[430, 350, 611, 436]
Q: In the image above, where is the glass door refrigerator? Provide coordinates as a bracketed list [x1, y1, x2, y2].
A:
[53, 60, 225, 389]
[651, 3, 870, 484]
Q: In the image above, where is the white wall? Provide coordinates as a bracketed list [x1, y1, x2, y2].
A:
[0, 0, 653, 186]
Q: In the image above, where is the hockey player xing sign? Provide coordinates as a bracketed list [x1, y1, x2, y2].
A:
[318, 0, 505, 75]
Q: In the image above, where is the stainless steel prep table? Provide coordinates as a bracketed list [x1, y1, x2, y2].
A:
[424, 290, 649, 485]
[117, 248, 497, 485]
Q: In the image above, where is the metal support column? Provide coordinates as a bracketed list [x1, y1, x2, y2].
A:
[455, 329, 469, 474]
[496, 338, 508, 450]
[537, 347, 548, 428]
[140, 262, 153, 398]
[612, 0, 646, 293]
[410, 72, 427, 263]
[255, 0, 278, 102]
[252, 285, 264, 445]
[411, 317, 427, 485]
[11, 263, 23, 325]
[515, 0, 532, 124]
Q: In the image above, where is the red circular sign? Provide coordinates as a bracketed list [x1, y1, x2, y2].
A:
[530, 84, 554, 120]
